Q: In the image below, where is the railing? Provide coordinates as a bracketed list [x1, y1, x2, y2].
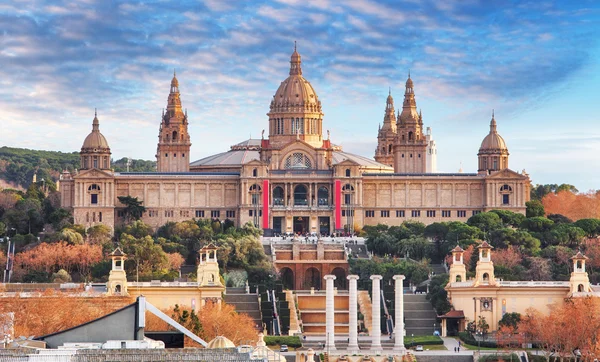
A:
[129, 281, 199, 287]
[497, 281, 569, 287]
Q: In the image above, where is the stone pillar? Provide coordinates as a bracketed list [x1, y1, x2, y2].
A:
[347, 275, 360, 352]
[393, 275, 406, 354]
[370, 275, 382, 352]
[324, 274, 337, 351]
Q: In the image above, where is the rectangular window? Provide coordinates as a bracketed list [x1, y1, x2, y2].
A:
[472, 210, 481, 216]
[341, 210, 354, 217]
[91, 194, 98, 204]
[226, 210, 236, 218]
[344, 194, 351, 205]
[396, 210, 405, 217]
[503, 194, 510, 205]
[426, 210, 436, 217]
[211, 210, 220, 218]
[457, 210, 467, 218]
[411, 210, 421, 217]
[179, 210, 189, 218]
[195, 210, 205, 218]
[381, 210, 390, 218]
[365, 210, 375, 218]
[99, 212, 102, 222]
[117, 210, 124, 218]
[442, 210, 451, 217]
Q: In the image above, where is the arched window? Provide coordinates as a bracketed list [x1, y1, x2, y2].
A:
[456, 275, 462, 282]
[294, 185, 308, 206]
[317, 186, 329, 206]
[500, 184, 513, 205]
[249, 184, 261, 205]
[284, 153, 312, 169]
[409, 131, 413, 140]
[345, 169, 351, 177]
[115, 284, 121, 293]
[578, 284, 585, 292]
[93, 156, 98, 169]
[88, 184, 100, 205]
[342, 184, 354, 205]
[388, 144, 392, 153]
[483, 273, 489, 282]
[273, 186, 284, 206]
[252, 168, 258, 177]
[172, 131, 178, 141]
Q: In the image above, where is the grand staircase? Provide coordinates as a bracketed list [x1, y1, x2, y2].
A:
[404, 294, 438, 336]
[224, 287, 262, 329]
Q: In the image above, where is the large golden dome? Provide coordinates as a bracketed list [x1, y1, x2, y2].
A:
[82, 112, 110, 151]
[479, 114, 507, 153]
[269, 46, 322, 114]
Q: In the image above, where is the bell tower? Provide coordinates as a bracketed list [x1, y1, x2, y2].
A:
[569, 251, 591, 294]
[197, 243, 223, 287]
[156, 71, 191, 172]
[394, 74, 427, 173]
[374, 89, 397, 167]
[107, 247, 128, 296]
[474, 241, 496, 287]
[448, 245, 467, 284]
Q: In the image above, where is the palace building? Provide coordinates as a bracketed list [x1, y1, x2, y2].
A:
[60, 46, 530, 234]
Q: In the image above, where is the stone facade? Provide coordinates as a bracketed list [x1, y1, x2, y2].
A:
[60, 46, 530, 234]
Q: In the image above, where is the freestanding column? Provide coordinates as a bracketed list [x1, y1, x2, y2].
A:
[324, 274, 337, 351]
[347, 275, 360, 352]
[393, 275, 406, 354]
[370, 275, 383, 352]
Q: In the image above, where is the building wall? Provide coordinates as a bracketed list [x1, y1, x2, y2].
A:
[128, 286, 223, 312]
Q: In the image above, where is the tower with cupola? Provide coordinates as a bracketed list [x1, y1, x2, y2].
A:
[374, 90, 397, 167]
[569, 251, 591, 294]
[474, 241, 496, 286]
[80, 110, 111, 171]
[394, 74, 427, 173]
[448, 245, 467, 283]
[478, 111, 509, 175]
[156, 71, 192, 172]
[107, 247, 128, 296]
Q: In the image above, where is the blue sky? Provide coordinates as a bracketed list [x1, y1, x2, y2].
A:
[1, 0, 599, 190]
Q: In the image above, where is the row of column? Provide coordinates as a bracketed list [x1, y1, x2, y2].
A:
[323, 274, 406, 355]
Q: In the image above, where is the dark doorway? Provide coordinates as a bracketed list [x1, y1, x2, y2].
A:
[332, 267, 347, 289]
[280, 267, 294, 290]
[319, 217, 330, 235]
[273, 217, 283, 234]
[304, 267, 321, 289]
[294, 216, 308, 234]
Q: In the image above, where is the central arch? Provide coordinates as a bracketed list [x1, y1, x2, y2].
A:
[304, 267, 321, 289]
[294, 185, 308, 206]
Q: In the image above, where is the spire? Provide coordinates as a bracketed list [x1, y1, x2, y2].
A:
[490, 110, 497, 133]
[92, 109, 99, 131]
[167, 72, 183, 115]
[289, 42, 302, 76]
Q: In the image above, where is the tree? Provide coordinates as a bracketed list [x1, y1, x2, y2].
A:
[424, 222, 449, 242]
[477, 315, 489, 336]
[498, 312, 521, 331]
[87, 224, 113, 246]
[467, 212, 503, 233]
[490, 209, 526, 228]
[526, 200, 545, 218]
[519, 217, 554, 233]
[491, 246, 522, 269]
[197, 301, 258, 345]
[547, 213, 573, 224]
[573, 218, 600, 238]
[117, 196, 146, 221]
[52, 269, 72, 283]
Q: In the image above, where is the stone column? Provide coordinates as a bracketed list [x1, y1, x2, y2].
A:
[393, 275, 406, 354]
[347, 275, 360, 352]
[370, 275, 382, 352]
[324, 274, 337, 351]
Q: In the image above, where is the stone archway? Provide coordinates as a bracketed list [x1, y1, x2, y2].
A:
[280, 267, 294, 290]
[305, 267, 321, 289]
[331, 267, 347, 289]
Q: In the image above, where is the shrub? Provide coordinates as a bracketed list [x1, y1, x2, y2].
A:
[263, 336, 302, 348]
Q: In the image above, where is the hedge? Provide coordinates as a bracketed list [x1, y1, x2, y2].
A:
[404, 335, 443, 348]
[458, 331, 498, 348]
[264, 336, 302, 348]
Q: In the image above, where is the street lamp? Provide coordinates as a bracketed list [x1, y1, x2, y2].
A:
[411, 333, 414, 349]
[476, 329, 482, 352]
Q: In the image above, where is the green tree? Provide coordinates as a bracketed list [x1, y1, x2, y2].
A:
[547, 213, 573, 224]
[467, 212, 503, 233]
[489, 209, 526, 228]
[0, 221, 5, 236]
[121, 220, 153, 239]
[573, 219, 600, 238]
[525, 200, 545, 218]
[446, 222, 483, 243]
[117, 196, 146, 221]
[60, 228, 84, 245]
[52, 269, 72, 283]
[424, 222, 449, 242]
[499, 312, 521, 331]
[520, 217, 554, 233]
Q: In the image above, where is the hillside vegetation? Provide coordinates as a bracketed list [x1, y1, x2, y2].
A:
[0, 146, 155, 190]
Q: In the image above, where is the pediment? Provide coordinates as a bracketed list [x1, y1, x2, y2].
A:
[74, 168, 115, 180]
[279, 139, 317, 155]
[334, 159, 360, 167]
[243, 159, 267, 167]
[485, 168, 528, 180]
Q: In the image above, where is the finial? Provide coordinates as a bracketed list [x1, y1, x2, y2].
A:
[94, 108, 97, 117]
[294, 40, 297, 52]
[261, 129, 265, 140]
[492, 109, 495, 118]
[173, 69, 176, 77]
[389, 87, 391, 96]
[408, 69, 411, 79]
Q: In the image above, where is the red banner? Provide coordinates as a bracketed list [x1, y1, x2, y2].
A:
[262, 179, 269, 229]
[335, 180, 341, 230]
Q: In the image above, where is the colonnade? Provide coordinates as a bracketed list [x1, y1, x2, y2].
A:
[322, 274, 406, 354]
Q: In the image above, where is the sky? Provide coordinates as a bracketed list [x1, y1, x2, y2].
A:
[1, 0, 599, 190]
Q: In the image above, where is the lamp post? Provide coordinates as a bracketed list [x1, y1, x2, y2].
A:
[411, 333, 414, 349]
[476, 329, 482, 352]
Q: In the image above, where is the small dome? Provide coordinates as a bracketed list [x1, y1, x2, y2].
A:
[82, 113, 110, 151]
[171, 72, 179, 88]
[207, 336, 236, 349]
[406, 74, 414, 88]
[479, 116, 508, 153]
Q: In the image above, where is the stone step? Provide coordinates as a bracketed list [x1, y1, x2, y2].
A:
[403, 310, 438, 319]
[414, 356, 473, 362]
[224, 294, 258, 302]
